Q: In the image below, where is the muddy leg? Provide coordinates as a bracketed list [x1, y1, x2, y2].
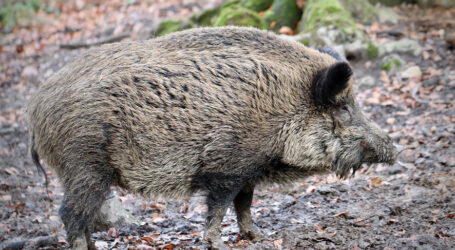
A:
[204, 183, 245, 250]
[59, 164, 113, 250]
[233, 184, 263, 241]
[205, 204, 228, 250]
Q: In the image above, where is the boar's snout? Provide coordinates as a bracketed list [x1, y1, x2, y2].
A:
[360, 121, 399, 166]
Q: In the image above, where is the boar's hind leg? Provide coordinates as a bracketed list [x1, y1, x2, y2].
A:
[59, 162, 113, 250]
[233, 184, 263, 240]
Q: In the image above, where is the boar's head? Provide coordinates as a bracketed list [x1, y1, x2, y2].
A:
[281, 58, 400, 178]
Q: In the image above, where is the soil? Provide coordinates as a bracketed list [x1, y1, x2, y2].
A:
[1, 3, 454, 250]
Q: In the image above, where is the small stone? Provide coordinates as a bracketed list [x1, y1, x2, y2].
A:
[343, 40, 368, 59]
[377, 7, 400, 24]
[357, 76, 375, 89]
[378, 38, 422, 57]
[401, 66, 422, 79]
[21, 65, 38, 80]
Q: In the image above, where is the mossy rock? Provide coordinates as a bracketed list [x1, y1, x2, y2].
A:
[241, 0, 274, 12]
[262, 0, 301, 32]
[299, 0, 356, 34]
[340, 0, 378, 24]
[156, 20, 186, 36]
[190, 7, 220, 27]
[190, 0, 242, 27]
[214, 4, 267, 29]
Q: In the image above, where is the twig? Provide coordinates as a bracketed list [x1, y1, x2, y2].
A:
[60, 32, 131, 49]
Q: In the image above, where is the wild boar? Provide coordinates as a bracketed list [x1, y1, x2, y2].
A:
[27, 26, 399, 249]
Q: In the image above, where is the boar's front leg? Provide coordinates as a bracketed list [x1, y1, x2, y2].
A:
[233, 184, 263, 240]
[203, 176, 247, 250]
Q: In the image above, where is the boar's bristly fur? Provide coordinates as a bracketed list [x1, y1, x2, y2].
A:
[27, 26, 398, 249]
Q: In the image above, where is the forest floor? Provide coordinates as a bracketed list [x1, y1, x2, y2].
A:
[0, 1, 454, 249]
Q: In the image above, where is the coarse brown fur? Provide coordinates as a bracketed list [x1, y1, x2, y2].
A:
[27, 26, 397, 249]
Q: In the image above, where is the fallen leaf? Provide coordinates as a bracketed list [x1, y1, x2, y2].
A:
[335, 211, 349, 218]
[274, 239, 283, 247]
[151, 214, 164, 223]
[278, 26, 293, 35]
[370, 177, 383, 188]
[163, 244, 174, 249]
[141, 236, 154, 245]
[107, 227, 117, 237]
[270, 21, 277, 29]
[314, 223, 325, 232]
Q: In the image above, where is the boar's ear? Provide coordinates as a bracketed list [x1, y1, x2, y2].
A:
[312, 61, 353, 106]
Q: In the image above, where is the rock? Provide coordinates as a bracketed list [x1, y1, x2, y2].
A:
[299, 0, 356, 34]
[401, 66, 422, 79]
[298, 0, 373, 60]
[357, 76, 376, 89]
[343, 39, 369, 59]
[21, 65, 38, 80]
[377, 7, 400, 24]
[340, 0, 379, 24]
[214, 4, 266, 29]
[378, 38, 422, 57]
[94, 192, 139, 232]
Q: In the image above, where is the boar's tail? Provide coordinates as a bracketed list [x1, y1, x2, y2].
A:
[31, 134, 50, 200]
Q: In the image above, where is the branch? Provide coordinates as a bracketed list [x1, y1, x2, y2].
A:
[60, 32, 131, 49]
[3, 235, 58, 249]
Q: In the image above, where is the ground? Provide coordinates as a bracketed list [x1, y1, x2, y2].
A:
[0, 1, 454, 249]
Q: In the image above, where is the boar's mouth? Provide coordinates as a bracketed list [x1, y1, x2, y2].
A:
[332, 143, 399, 178]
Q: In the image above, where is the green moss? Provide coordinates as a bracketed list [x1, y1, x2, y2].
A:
[214, 5, 266, 29]
[241, 0, 274, 12]
[367, 43, 379, 58]
[300, 0, 356, 33]
[381, 62, 392, 72]
[262, 0, 301, 31]
[393, 58, 401, 67]
[156, 20, 184, 36]
[301, 40, 310, 46]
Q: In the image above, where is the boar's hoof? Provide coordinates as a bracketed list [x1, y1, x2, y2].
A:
[206, 238, 227, 250]
[71, 236, 88, 250]
[71, 234, 96, 250]
[241, 226, 264, 241]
